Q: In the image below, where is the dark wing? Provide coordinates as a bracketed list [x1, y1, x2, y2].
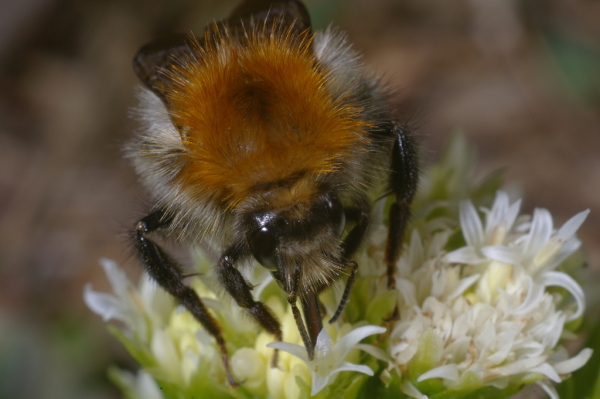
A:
[133, 1, 312, 101]
[133, 33, 198, 102]
[214, 0, 311, 39]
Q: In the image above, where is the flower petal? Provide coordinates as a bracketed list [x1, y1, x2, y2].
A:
[459, 200, 484, 249]
[536, 381, 559, 399]
[310, 373, 331, 396]
[510, 275, 544, 316]
[445, 246, 481, 264]
[523, 209, 553, 256]
[552, 348, 593, 375]
[446, 274, 480, 301]
[334, 325, 386, 359]
[354, 343, 392, 362]
[266, 341, 309, 363]
[541, 271, 585, 321]
[417, 364, 459, 382]
[481, 245, 522, 266]
[84, 284, 126, 322]
[315, 328, 332, 358]
[530, 362, 560, 383]
[333, 361, 374, 377]
[557, 209, 590, 242]
[136, 370, 165, 399]
[100, 258, 131, 299]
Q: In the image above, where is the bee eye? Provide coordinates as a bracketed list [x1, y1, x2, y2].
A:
[328, 196, 346, 238]
[247, 226, 278, 271]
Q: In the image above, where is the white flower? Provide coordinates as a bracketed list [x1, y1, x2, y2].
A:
[389, 191, 592, 397]
[109, 369, 165, 399]
[84, 258, 175, 339]
[445, 191, 521, 264]
[267, 325, 386, 395]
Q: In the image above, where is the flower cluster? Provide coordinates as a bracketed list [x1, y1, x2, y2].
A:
[386, 192, 591, 398]
[85, 133, 593, 398]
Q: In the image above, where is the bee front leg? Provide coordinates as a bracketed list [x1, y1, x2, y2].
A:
[385, 122, 419, 290]
[133, 210, 238, 386]
[218, 245, 283, 367]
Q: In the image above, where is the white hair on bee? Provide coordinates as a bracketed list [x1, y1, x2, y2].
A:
[127, 87, 230, 244]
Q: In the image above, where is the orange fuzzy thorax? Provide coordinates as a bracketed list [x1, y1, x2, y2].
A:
[167, 27, 368, 209]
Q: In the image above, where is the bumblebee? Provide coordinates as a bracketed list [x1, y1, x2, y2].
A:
[129, 0, 418, 385]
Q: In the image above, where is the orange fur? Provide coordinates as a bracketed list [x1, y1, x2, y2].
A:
[166, 26, 369, 209]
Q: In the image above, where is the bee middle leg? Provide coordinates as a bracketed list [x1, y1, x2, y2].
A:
[384, 122, 418, 321]
[133, 209, 239, 386]
[218, 245, 283, 367]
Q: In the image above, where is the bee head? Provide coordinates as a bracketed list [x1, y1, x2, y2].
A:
[243, 192, 346, 293]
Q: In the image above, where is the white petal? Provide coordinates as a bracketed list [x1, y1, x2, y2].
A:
[136, 370, 165, 399]
[334, 325, 386, 359]
[445, 247, 481, 264]
[459, 200, 484, 248]
[100, 258, 131, 298]
[484, 191, 510, 237]
[315, 328, 332, 358]
[541, 271, 585, 321]
[266, 341, 309, 363]
[530, 362, 561, 382]
[511, 276, 544, 315]
[505, 198, 522, 231]
[151, 329, 180, 373]
[487, 355, 546, 378]
[400, 380, 428, 399]
[523, 209, 553, 256]
[557, 209, 590, 242]
[481, 245, 522, 266]
[417, 364, 459, 382]
[83, 284, 126, 322]
[552, 348, 593, 374]
[536, 381, 559, 399]
[253, 273, 274, 300]
[310, 373, 331, 396]
[446, 274, 480, 301]
[354, 343, 392, 362]
[396, 278, 417, 306]
[333, 361, 374, 377]
[408, 229, 425, 268]
[543, 237, 581, 271]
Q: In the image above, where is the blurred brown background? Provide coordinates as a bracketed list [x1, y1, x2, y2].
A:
[0, 0, 598, 398]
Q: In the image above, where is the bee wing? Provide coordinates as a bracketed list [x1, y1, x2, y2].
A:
[133, 33, 199, 101]
[218, 0, 311, 38]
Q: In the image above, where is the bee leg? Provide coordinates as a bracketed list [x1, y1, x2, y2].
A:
[288, 264, 315, 360]
[133, 210, 238, 386]
[385, 123, 418, 312]
[328, 261, 357, 324]
[328, 207, 369, 323]
[218, 246, 283, 367]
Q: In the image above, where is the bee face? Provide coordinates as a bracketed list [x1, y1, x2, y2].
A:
[128, 0, 418, 385]
[242, 191, 346, 293]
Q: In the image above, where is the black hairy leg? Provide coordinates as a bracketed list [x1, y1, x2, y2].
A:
[385, 122, 419, 291]
[218, 244, 283, 367]
[132, 209, 238, 386]
[328, 207, 369, 324]
[289, 264, 315, 359]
